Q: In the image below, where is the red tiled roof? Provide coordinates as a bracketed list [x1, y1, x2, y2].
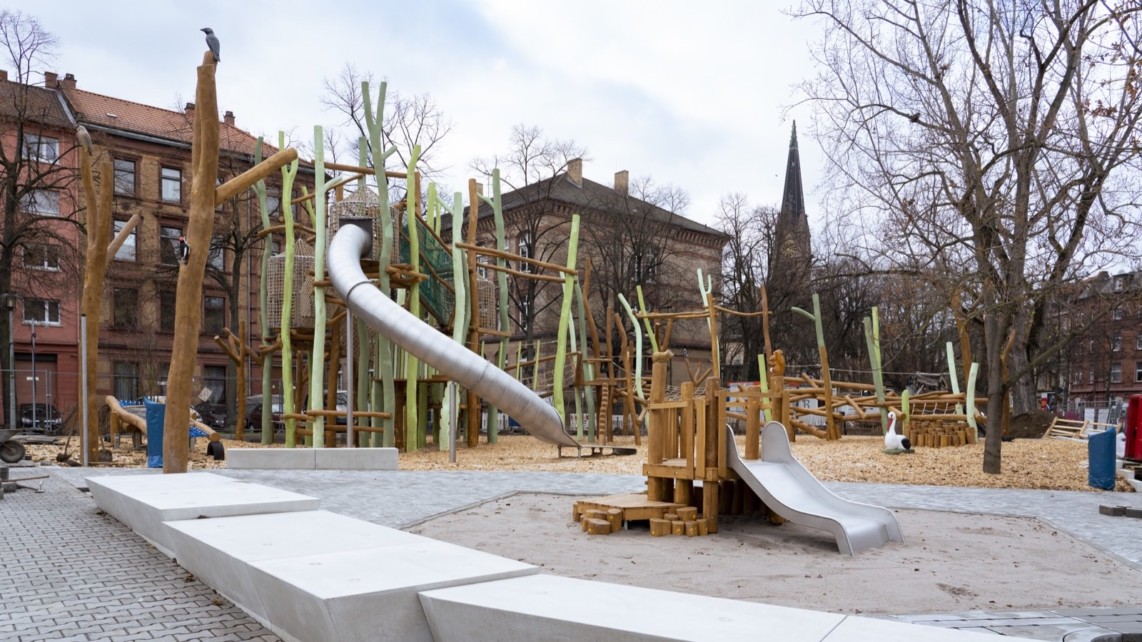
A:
[65, 88, 276, 158]
[0, 81, 72, 128]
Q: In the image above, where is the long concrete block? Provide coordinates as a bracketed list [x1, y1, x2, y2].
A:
[227, 448, 317, 469]
[314, 447, 398, 470]
[86, 473, 318, 556]
[248, 541, 537, 642]
[419, 575, 1030, 642]
[163, 510, 425, 628]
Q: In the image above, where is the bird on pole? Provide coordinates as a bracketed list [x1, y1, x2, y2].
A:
[201, 27, 221, 63]
[76, 124, 94, 156]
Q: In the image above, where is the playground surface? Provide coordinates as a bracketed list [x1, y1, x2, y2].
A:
[2, 465, 1138, 640]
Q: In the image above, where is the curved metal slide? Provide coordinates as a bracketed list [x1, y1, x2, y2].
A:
[328, 224, 579, 448]
[727, 422, 903, 555]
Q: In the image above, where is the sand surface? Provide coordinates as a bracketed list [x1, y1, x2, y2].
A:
[409, 492, 1142, 615]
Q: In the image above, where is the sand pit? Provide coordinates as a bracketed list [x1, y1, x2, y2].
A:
[408, 492, 1142, 615]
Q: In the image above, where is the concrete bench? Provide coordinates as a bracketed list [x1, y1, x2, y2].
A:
[163, 509, 536, 642]
[226, 447, 398, 470]
[419, 574, 1024, 641]
[85, 472, 319, 556]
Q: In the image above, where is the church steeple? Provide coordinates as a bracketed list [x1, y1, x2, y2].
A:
[779, 121, 805, 228]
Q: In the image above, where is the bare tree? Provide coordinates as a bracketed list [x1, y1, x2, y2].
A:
[795, 0, 1142, 472]
[470, 125, 588, 345]
[0, 11, 83, 425]
[716, 194, 775, 380]
[321, 64, 453, 185]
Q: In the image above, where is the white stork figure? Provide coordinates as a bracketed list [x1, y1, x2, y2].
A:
[884, 411, 912, 451]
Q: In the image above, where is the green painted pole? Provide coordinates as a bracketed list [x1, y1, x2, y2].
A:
[636, 285, 659, 354]
[307, 126, 329, 447]
[480, 170, 510, 444]
[618, 294, 645, 401]
[253, 138, 275, 445]
[404, 147, 422, 450]
[278, 133, 300, 447]
[945, 341, 965, 416]
[552, 215, 580, 425]
[363, 81, 398, 448]
[443, 191, 469, 448]
[574, 280, 597, 441]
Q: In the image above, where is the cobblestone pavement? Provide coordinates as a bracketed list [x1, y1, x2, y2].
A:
[0, 470, 279, 642]
[7, 466, 1142, 641]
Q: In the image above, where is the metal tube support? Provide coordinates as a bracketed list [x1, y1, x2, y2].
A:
[448, 382, 457, 464]
[7, 299, 14, 429]
[80, 315, 89, 467]
[346, 309, 354, 448]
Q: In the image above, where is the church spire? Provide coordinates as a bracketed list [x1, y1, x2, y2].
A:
[779, 121, 805, 226]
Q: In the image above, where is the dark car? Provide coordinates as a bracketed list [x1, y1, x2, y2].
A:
[19, 403, 61, 434]
[193, 403, 227, 431]
[245, 395, 285, 433]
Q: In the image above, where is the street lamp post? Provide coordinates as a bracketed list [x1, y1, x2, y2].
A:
[30, 325, 37, 430]
[4, 294, 14, 429]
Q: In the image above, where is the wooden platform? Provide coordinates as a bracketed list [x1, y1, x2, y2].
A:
[572, 493, 684, 524]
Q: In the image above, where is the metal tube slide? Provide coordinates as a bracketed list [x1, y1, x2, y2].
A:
[328, 224, 578, 448]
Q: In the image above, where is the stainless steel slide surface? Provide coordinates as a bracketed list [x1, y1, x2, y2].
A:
[727, 422, 903, 555]
[328, 224, 579, 448]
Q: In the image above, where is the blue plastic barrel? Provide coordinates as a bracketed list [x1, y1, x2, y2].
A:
[144, 399, 165, 469]
[1088, 426, 1116, 490]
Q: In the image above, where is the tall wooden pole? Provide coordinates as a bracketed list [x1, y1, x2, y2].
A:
[78, 150, 112, 465]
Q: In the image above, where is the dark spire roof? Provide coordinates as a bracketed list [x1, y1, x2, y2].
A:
[779, 121, 805, 226]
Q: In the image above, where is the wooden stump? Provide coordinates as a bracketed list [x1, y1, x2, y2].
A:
[671, 520, 685, 535]
[677, 506, 698, 522]
[585, 518, 611, 535]
[650, 518, 672, 537]
[685, 521, 699, 537]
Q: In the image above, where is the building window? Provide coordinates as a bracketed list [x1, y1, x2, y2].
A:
[518, 298, 531, 334]
[265, 188, 281, 217]
[159, 290, 176, 332]
[631, 248, 657, 283]
[20, 190, 60, 216]
[1073, 370, 1083, 384]
[1113, 335, 1122, 352]
[207, 244, 225, 271]
[23, 244, 60, 271]
[160, 226, 182, 265]
[24, 134, 59, 162]
[1114, 307, 1125, 321]
[203, 365, 226, 406]
[203, 296, 225, 335]
[113, 362, 139, 402]
[23, 299, 61, 326]
[1114, 277, 1125, 292]
[1090, 370, 1096, 384]
[1136, 362, 1142, 383]
[1089, 339, 1095, 354]
[1111, 363, 1122, 384]
[1136, 334, 1142, 351]
[517, 231, 533, 272]
[113, 220, 136, 261]
[114, 159, 137, 196]
[161, 167, 182, 203]
[112, 287, 138, 330]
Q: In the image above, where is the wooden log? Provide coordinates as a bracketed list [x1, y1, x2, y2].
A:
[671, 521, 685, 536]
[697, 518, 709, 536]
[676, 506, 698, 522]
[674, 479, 693, 506]
[685, 521, 699, 537]
[607, 508, 623, 533]
[580, 516, 589, 532]
[731, 480, 745, 515]
[703, 481, 719, 534]
[586, 518, 611, 535]
[719, 480, 734, 514]
[650, 518, 672, 537]
[663, 512, 679, 522]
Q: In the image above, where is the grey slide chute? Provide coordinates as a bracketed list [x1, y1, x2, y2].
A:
[328, 224, 579, 448]
[728, 422, 903, 555]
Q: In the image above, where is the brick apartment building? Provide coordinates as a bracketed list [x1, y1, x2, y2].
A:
[466, 159, 728, 387]
[1, 69, 310, 430]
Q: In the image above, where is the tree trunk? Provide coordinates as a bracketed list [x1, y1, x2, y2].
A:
[982, 312, 1007, 474]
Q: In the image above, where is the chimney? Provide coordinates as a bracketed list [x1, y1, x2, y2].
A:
[184, 102, 195, 121]
[0, 70, 7, 82]
[567, 158, 583, 187]
[475, 183, 484, 195]
[223, 110, 235, 126]
[614, 170, 629, 195]
[59, 73, 76, 91]
[43, 71, 58, 87]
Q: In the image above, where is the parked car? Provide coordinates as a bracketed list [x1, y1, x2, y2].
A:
[245, 395, 285, 433]
[193, 403, 227, 430]
[19, 403, 62, 434]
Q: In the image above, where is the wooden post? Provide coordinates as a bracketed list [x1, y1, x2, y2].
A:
[646, 351, 670, 502]
[162, 53, 222, 473]
[745, 393, 760, 460]
[78, 149, 112, 465]
[703, 378, 720, 534]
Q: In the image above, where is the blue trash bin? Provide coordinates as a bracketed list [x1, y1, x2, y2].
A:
[144, 398, 165, 469]
[1088, 426, 1116, 490]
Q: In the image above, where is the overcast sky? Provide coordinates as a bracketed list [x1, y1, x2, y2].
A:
[12, 0, 826, 228]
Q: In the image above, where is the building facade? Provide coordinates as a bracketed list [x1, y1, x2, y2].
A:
[2, 69, 306, 430]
